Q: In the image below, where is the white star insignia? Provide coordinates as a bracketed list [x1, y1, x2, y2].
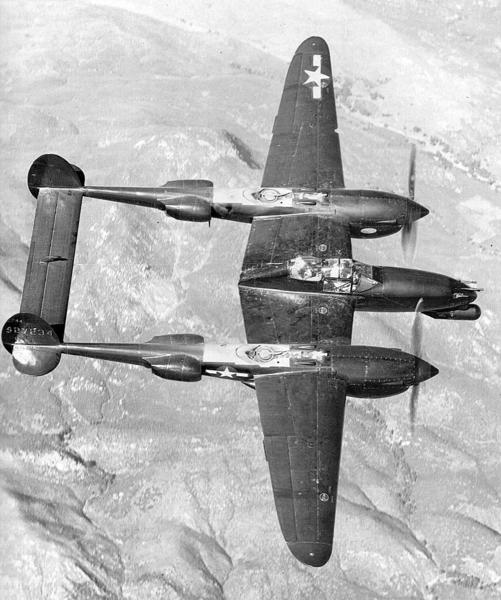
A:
[206, 366, 249, 379]
[303, 54, 329, 99]
[218, 366, 236, 378]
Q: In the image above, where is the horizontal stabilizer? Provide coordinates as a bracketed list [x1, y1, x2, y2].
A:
[28, 154, 84, 198]
[2, 313, 61, 375]
[21, 167, 83, 339]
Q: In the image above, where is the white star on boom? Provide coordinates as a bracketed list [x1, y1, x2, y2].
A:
[218, 366, 236, 378]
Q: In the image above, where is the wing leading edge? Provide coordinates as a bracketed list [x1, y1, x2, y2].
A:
[255, 370, 346, 567]
[262, 36, 344, 190]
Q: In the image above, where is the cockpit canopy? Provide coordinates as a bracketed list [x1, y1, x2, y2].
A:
[287, 257, 380, 293]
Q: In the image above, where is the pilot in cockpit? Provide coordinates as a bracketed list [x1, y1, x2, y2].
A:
[289, 256, 320, 281]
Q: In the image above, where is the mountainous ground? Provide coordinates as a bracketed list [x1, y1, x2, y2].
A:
[0, 1, 500, 598]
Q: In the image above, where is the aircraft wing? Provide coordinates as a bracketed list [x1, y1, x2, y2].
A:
[262, 36, 344, 190]
[239, 213, 354, 345]
[255, 369, 346, 566]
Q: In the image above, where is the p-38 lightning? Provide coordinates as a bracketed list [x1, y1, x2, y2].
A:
[3, 37, 481, 568]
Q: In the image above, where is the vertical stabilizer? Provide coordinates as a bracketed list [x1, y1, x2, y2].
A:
[2, 313, 61, 375]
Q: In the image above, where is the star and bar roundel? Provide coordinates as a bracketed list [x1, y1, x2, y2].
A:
[205, 366, 250, 379]
[303, 54, 330, 99]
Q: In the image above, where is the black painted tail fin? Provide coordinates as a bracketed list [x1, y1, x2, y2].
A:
[20, 155, 84, 340]
[2, 313, 61, 375]
[28, 154, 84, 198]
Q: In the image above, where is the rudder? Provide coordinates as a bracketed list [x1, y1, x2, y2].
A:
[28, 154, 84, 199]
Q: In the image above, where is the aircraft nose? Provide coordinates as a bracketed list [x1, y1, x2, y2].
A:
[462, 285, 477, 303]
[452, 281, 478, 304]
[287, 542, 332, 567]
[415, 357, 439, 384]
[409, 199, 429, 221]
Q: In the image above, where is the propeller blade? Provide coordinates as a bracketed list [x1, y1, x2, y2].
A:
[408, 144, 416, 201]
[409, 384, 418, 435]
[401, 220, 417, 262]
[411, 298, 424, 357]
[402, 144, 418, 261]
[410, 298, 424, 434]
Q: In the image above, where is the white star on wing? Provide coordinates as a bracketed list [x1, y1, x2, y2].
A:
[303, 67, 330, 88]
[303, 54, 330, 99]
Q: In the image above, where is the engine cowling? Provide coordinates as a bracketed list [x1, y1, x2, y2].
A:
[162, 196, 211, 222]
[148, 354, 202, 382]
[424, 304, 481, 320]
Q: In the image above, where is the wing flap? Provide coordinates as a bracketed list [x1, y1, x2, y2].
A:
[255, 370, 346, 566]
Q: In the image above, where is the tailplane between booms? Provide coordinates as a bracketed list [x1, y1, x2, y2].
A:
[21, 155, 85, 341]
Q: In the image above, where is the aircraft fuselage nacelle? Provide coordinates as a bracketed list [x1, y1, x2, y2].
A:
[240, 259, 480, 318]
[2, 314, 437, 397]
[36, 182, 426, 237]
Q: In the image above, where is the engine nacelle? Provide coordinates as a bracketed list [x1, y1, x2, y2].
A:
[424, 304, 481, 320]
[149, 354, 202, 382]
[162, 196, 211, 222]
